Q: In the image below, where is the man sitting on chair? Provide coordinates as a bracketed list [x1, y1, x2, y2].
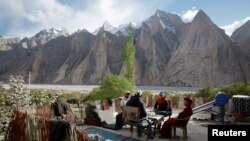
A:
[159, 96, 193, 138]
[126, 90, 150, 137]
[153, 92, 171, 117]
[126, 90, 147, 119]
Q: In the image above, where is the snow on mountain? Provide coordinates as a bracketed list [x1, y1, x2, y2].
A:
[144, 10, 177, 35]
[93, 21, 137, 36]
[35, 27, 69, 40]
[19, 27, 69, 49]
[93, 21, 116, 35]
[32, 27, 69, 46]
[114, 23, 137, 36]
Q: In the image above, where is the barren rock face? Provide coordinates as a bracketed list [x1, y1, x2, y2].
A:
[164, 10, 248, 87]
[0, 10, 249, 87]
[231, 20, 250, 74]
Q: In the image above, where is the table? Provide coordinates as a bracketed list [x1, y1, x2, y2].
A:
[147, 115, 164, 136]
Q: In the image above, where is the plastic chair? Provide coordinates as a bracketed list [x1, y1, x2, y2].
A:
[170, 116, 191, 141]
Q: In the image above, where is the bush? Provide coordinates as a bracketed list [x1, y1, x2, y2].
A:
[7, 75, 30, 109]
[220, 82, 250, 98]
[195, 87, 218, 100]
[0, 83, 5, 106]
[142, 90, 153, 96]
[30, 90, 58, 105]
[89, 75, 135, 101]
[194, 82, 250, 100]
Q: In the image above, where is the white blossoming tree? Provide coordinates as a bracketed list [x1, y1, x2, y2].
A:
[0, 82, 5, 106]
[31, 90, 58, 106]
[6, 75, 30, 109]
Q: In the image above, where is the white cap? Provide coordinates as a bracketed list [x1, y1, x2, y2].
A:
[135, 90, 142, 97]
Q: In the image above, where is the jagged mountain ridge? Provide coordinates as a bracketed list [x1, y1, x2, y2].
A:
[0, 10, 249, 87]
[165, 10, 248, 86]
[231, 20, 250, 63]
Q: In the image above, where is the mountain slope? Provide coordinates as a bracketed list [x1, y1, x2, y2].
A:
[231, 20, 250, 64]
[136, 10, 186, 85]
[165, 10, 247, 87]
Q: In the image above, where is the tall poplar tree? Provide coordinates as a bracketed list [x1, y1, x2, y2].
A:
[124, 34, 136, 86]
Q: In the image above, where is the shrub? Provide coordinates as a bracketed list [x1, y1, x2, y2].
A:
[0, 82, 5, 106]
[195, 86, 218, 100]
[30, 90, 58, 105]
[89, 75, 135, 101]
[220, 82, 250, 98]
[6, 75, 30, 109]
[141, 90, 153, 100]
[194, 82, 250, 100]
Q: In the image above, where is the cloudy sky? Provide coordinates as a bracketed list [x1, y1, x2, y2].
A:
[0, 0, 250, 38]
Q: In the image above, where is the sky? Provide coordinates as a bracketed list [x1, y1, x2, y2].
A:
[0, 0, 250, 38]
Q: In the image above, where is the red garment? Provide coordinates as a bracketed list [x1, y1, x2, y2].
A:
[160, 105, 193, 138]
[156, 97, 167, 104]
[154, 97, 169, 112]
[177, 106, 193, 119]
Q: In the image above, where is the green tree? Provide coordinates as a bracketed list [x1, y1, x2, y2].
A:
[124, 34, 136, 86]
[89, 34, 136, 101]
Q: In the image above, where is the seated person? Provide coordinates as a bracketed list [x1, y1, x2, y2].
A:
[98, 97, 124, 130]
[84, 102, 102, 126]
[159, 96, 193, 138]
[126, 90, 147, 119]
[97, 97, 116, 124]
[101, 97, 113, 110]
[126, 90, 153, 138]
[114, 97, 123, 113]
[153, 92, 171, 117]
[122, 90, 131, 106]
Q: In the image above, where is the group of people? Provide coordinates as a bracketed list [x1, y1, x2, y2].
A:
[96, 90, 193, 138]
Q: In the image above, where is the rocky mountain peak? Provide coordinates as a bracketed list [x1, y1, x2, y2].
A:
[231, 20, 250, 41]
[93, 21, 116, 35]
[155, 9, 167, 18]
[35, 27, 69, 39]
[74, 29, 90, 34]
[114, 23, 137, 36]
[19, 27, 69, 49]
[231, 20, 250, 66]
[192, 10, 214, 25]
[188, 10, 225, 39]
[143, 9, 177, 35]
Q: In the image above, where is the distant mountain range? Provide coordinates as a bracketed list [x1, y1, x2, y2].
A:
[0, 10, 249, 87]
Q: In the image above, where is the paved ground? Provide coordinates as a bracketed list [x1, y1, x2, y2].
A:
[79, 109, 210, 141]
[80, 108, 250, 141]
[1, 108, 249, 141]
[80, 119, 209, 141]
